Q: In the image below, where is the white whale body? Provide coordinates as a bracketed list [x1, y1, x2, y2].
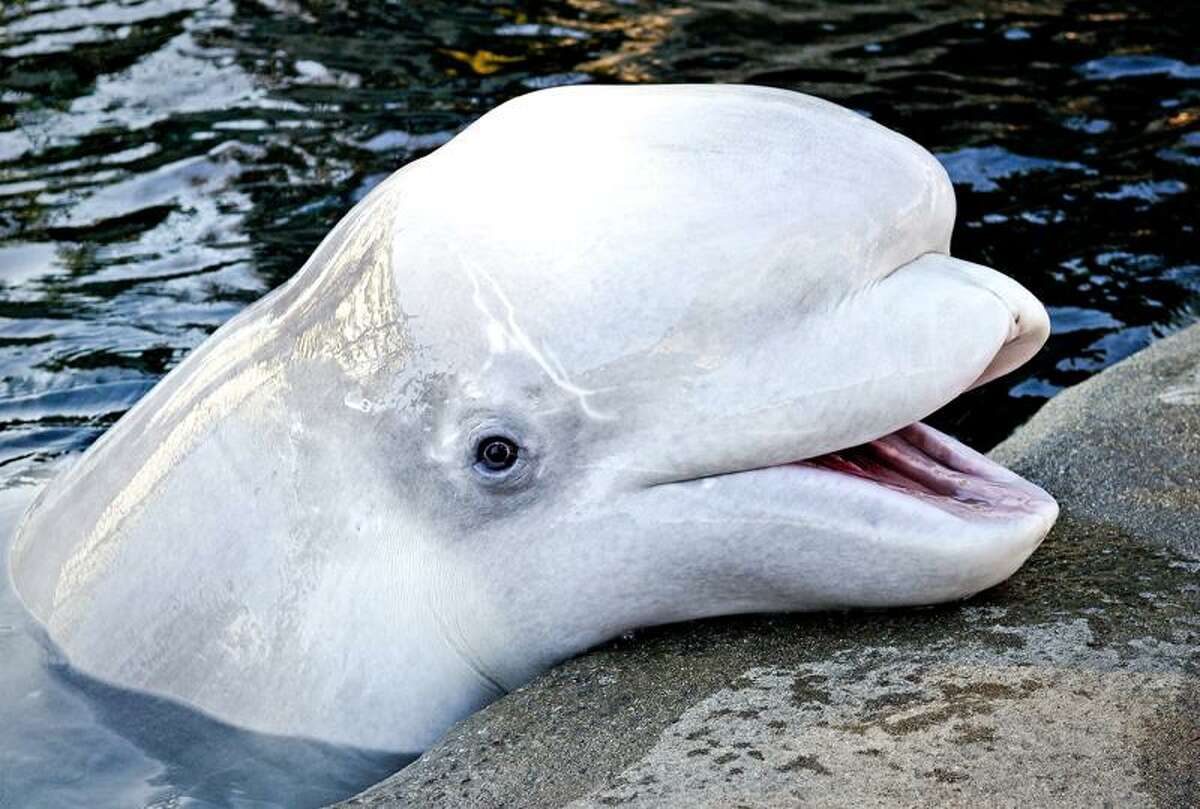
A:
[8, 85, 1057, 754]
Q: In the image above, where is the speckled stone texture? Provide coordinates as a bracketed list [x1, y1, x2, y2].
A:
[335, 325, 1200, 809]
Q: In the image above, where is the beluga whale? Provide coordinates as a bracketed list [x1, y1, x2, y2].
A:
[9, 84, 1058, 755]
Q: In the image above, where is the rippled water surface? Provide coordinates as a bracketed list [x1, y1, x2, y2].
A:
[0, 1, 1197, 806]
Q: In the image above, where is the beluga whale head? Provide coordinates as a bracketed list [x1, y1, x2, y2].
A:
[9, 85, 1058, 754]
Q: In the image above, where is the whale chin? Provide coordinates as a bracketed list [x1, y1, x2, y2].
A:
[798, 422, 1057, 526]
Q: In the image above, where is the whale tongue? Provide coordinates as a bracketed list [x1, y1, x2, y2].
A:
[797, 422, 1049, 519]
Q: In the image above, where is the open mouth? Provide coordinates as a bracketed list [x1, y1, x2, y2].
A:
[778, 255, 1059, 525]
[797, 422, 1055, 521]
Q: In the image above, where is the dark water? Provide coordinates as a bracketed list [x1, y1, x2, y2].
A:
[0, 1, 1196, 806]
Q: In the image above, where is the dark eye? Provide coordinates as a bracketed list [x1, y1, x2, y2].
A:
[476, 436, 519, 472]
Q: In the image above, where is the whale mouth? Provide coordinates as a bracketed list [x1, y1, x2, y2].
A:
[795, 421, 1054, 521]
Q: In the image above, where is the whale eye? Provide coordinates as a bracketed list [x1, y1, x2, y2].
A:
[476, 436, 519, 472]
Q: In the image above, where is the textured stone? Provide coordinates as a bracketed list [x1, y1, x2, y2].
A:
[570, 664, 1189, 809]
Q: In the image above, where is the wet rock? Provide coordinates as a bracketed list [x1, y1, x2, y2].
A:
[992, 323, 1200, 559]
[336, 326, 1200, 808]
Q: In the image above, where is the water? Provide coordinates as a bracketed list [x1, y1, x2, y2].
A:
[0, 1, 1196, 806]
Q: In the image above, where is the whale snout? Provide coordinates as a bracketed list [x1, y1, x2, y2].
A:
[882, 252, 1050, 391]
[604, 250, 1058, 620]
[951, 258, 1052, 390]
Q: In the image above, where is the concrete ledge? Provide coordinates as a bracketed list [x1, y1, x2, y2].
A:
[338, 325, 1200, 808]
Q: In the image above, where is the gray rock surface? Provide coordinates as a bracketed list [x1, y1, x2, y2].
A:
[991, 324, 1200, 560]
[336, 325, 1200, 808]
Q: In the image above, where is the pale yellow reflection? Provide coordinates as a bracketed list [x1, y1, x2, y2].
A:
[565, 5, 690, 83]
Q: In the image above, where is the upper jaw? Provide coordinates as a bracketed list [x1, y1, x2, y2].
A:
[612, 252, 1052, 491]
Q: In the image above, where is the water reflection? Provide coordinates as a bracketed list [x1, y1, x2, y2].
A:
[0, 0, 1197, 805]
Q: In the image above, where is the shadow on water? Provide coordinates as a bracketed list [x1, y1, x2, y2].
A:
[7, 661, 409, 809]
[44, 663, 410, 808]
[0, 0, 1197, 806]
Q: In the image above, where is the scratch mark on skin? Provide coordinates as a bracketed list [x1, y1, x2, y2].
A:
[464, 259, 616, 422]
